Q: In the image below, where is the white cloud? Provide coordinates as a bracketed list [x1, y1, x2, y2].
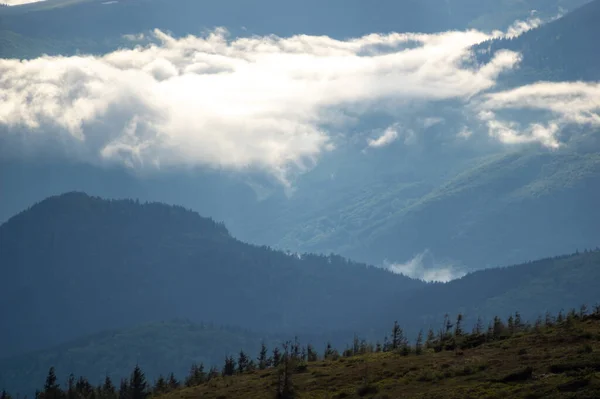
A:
[2, 0, 45, 5]
[0, 22, 533, 182]
[504, 17, 544, 38]
[384, 250, 466, 283]
[476, 82, 600, 148]
[367, 126, 399, 148]
[422, 117, 444, 128]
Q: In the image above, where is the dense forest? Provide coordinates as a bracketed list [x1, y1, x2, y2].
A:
[0, 192, 422, 357]
[3, 308, 600, 398]
[475, 0, 600, 84]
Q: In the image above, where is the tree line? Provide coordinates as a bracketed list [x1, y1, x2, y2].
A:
[3, 304, 599, 399]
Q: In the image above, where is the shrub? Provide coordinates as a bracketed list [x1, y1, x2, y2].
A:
[356, 384, 379, 397]
[500, 367, 533, 383]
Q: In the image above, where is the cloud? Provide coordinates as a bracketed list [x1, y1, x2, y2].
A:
[476, 82, 600, 148]
[504, 16, 544, 38]
[384, 250, 466, 283]
[2, 0, 45, 5]
[367, 126, 399, 148]
[0, 23, 529, 182]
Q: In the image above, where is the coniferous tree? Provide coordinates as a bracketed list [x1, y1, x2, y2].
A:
[238, 350, 250, 374]
[472, 317, 484, 335]
[545, 311, 554, 326]
[258, 342, 269, 370]
[382, 335, 390, 352]
[444, 314, 453, 339]
[207, 366, 219, 381]
[514, 311, 523, 331]
[43, 367, 62, 399]
[272, 347, 282, 367]
[76, 376, 94, 399]
[507, 315, 515, 335]
[222, 356, 236, 376]
[185, 363, 205, 387]
[275, 342, 295, 399]
[66, 374, 76, 399]
[153, 376, 167, 395]
[425, 329, 435, 349]
[454, 314, 464, 337]
[415, 329, 424, 355]
[101, 376, 116, 399]
[391, 321, 402, 350]
[167, 373, 179, 391]
[118, 379, 129, 399]
[1, 391, 12, 399]
[292, 337, 300, 360]
[493, 316, 504, 339]
[579, 304, 588, 318]
[306, 344, 318, 362]
[129, 365, 148, 399]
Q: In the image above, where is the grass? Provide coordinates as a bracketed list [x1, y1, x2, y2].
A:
[158, 317, 600, 399]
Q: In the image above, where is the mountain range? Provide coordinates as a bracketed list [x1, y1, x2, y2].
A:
[1, 0, 599, 275]
[1, 192, 599, 394]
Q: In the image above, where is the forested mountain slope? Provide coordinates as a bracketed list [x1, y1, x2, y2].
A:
[0, 192, 422, 358]
[0, 321, 276, 396]
[1, 193, 599, 394]
[477, 0, 600, 84]
[271, 148, 600, 270]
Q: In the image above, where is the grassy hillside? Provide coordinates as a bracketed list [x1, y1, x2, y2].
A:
[155, 314, 600, 398]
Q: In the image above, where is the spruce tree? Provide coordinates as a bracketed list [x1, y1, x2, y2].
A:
[454, 314, 464, 337]
[66, 374, 76, 399]
[272, 347, 282, 367]
[275, 342, 295, 399]
[258, 342, 269, 370]
[153, 376, 167, 395]
[415, 329, 424, 355]
[43, 367, 62, 399]
[237, 350, 249, 374]
[306, 344, 318, 362]
[472, 317, 483, 335]
[102, 376, 116, 399]
[167, 373, 180, 390]
[425, 329, 435, 349]
[129, 365, 148, 399]
[76, 376, 94, 398]
[118, 379, 129, 399]
[391, 321, 401, 350]
[222, 356, 236, 376]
